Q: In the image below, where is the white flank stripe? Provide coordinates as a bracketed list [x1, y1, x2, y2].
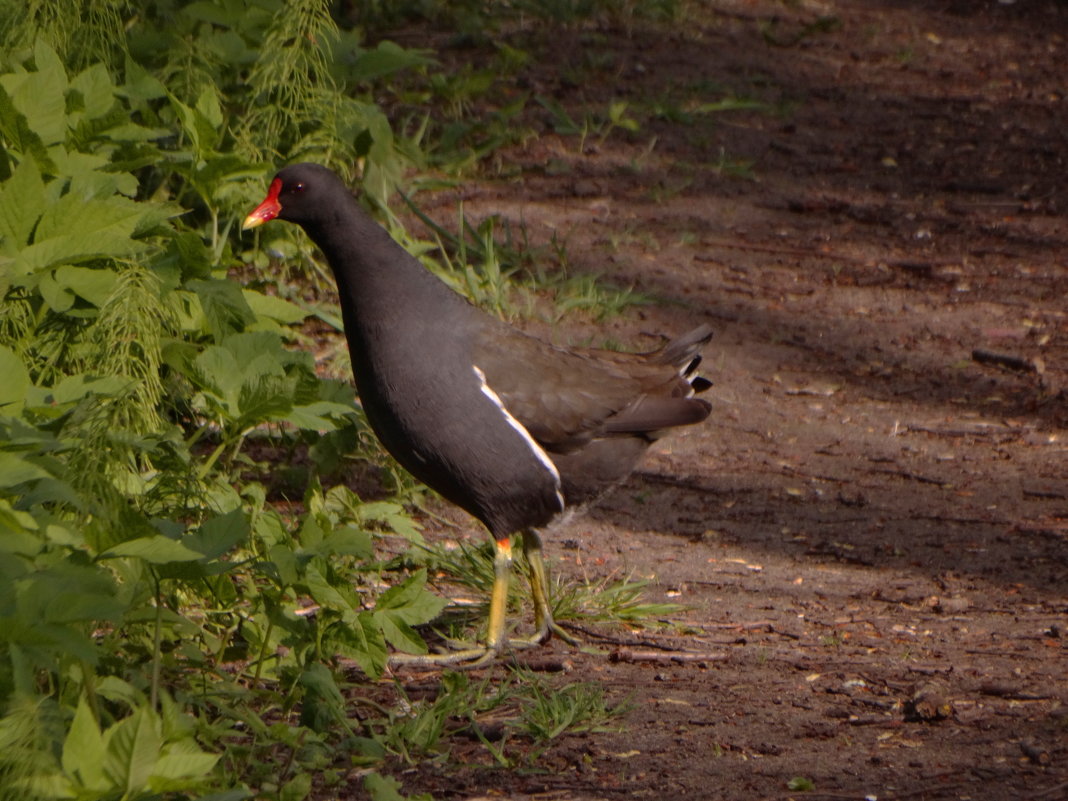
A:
[473, 365, 565, 512]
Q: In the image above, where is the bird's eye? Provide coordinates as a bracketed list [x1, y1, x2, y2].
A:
[289, 182, 305, 194]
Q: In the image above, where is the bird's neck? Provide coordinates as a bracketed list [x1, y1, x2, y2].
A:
[301, 205, 475, 344]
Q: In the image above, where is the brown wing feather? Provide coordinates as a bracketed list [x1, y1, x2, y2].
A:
[472, 324, 712, 452]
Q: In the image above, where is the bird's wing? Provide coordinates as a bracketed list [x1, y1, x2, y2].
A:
[471, 324, 710, 452]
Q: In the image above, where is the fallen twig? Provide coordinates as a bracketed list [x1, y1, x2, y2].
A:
[869, 467, 951, 487]
[610, 648, 728, 665]
[1030, 780, 1068, 799]
[972, 348, 1039, 374]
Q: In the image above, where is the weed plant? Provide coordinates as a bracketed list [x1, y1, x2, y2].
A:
[0, 2, 721, 798]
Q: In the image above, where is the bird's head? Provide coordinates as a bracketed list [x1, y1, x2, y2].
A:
[242, 163, 347, 230]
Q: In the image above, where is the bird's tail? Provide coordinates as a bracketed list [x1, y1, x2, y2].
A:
[654, 324, 714, 394]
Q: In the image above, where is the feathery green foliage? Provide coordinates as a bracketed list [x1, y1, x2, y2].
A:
[0, 3, 672, 797]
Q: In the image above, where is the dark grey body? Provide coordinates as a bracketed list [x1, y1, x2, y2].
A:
[267, 164, 712, 540]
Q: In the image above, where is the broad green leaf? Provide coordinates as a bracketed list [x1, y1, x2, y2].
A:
[195, 85, 224, 132]
[2, 620, 98, 662]
[103, 535, 205, 563]
[0, 452, 52, 487]
[374, 611, 427, 655]
[62, 697, 108, 791]
[343, 611, 389, 678]
[0, 346, 29, 412]
[364, 772, 432, 801]
[189, 278, 257, 339]
[149, 746, 218, 783]
[34, 192, 146, 243]
[102, 708, 162, 794]
[279, 772, 312, 801]
[69, 63, 116, 121]
[283, 400, 357, 431]
[120, 56, 166, 104]
[12, 194, 151, 278]
[94, 675, 144, 708]
[37, 268, 76, 311]
[192, 345, 242, 402]
[299, 662, 347, 731]
[320, 526, 373, 559]
[184, 508, 249, 560]
[47, 373, 129, 405]
[267, 543, 299, 586]
[236, 373, 297, 425]
[223, 330, 289, 366]
[0, 40, 69, 146]
[242, 289, 308, 324]
[375, 570, 446, 625]
[348, 41, 436, 83]
[0, 83, 56, 174]
[303, 564, 357, 623]
[52, 264, 120, 307]
[0, 157, 45, 248]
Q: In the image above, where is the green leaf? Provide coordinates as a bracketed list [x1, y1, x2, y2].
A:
[344, 611, 389, 678]
[374, 612, 427, 655]
[787, 776, 815, 792]
[102, 708, 162, 794]
[303, 564, 356, 622]
[0, 346, 30, 412]
[0, 83, 56, 174]
[189, 278, 257, 339]
[375, 569, 446, 624]
[120, 56, 167, 104]
[348, 41, 437, 83]
[321, 526, 373, 559]
[235, 372, 297, 426]
[149, 744, 218, 783]
[1, 40, 70, 146]
[298, 662, 346, 731]
[195, 85, 224, 132]
[51, 264, 120, 307]
[70, 63, 117, 121]
[242, 289, 308, 324]
[12, 194, 153, 279]
[103, 535, 205, 563]
[279, 772, 312, 801]
[364, 772, 431, 801]
[0, 452, 52, 487]
[184, 508, 249, 560]
[0, 157, 45, 248]
[283, 400, 357, 431]
[62, 697, 108, 792]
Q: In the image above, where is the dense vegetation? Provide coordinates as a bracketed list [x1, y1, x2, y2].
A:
[0, 1, 684, 798]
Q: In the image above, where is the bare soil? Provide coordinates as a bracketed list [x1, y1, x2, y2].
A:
[374, 2, 1068, 799]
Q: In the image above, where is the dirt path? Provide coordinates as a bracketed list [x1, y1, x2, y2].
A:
[389, 2, 1068, 798]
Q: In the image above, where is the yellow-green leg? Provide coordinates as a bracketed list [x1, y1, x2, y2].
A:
[521, 528, 577, 646]
[389, 531, 574, 669]
[389, 535, 514, 669]
[485, 535, 514, 652]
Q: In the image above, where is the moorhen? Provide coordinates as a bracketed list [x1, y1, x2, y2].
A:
[244, 163, 713, 665]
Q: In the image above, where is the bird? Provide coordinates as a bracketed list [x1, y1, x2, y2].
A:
[244, 163, 713, 665]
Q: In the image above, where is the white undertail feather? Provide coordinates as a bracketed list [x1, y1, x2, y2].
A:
[473, 365, 566, 512]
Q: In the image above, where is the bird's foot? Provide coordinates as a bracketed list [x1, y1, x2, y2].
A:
[527, 618, 578, 648]
[388, 622, 579, 670]
[389, 644, 501, 670]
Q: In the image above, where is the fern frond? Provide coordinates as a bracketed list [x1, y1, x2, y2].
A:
[239, 0, 341, 158]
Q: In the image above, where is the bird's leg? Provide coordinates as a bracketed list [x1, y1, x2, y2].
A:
[388, 537, 513, 669]
[521, 528, 577, 646]
[485, 535, 513, 653]
[389, 533, 576, 670]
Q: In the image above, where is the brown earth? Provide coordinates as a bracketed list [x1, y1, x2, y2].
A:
[370, 2, 1068, 799]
